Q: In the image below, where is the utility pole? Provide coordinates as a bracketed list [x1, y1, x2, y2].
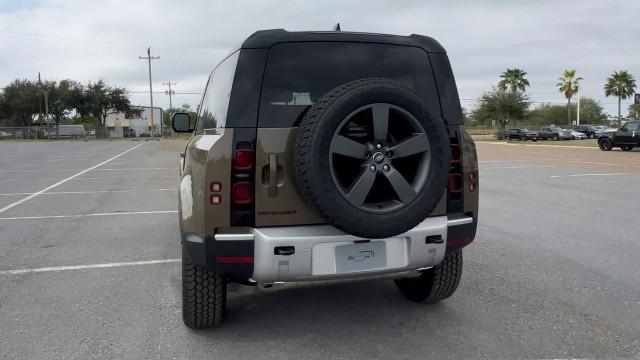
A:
[162, 81, 176, 110]
[44, 91, 49, 139]
[139, 47, 160, 137]
[576, 87, 580, 126]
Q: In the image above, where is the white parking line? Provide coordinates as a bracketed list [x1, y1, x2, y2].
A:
[0, 176, 176, 182]
[0, 189, 176, 196]
[0, 143, 145, 215]
[549, 173, 631, 178]
[0, 210, 177, 221]
[0, 258, 181, 275]
[0, 167, 170, 173]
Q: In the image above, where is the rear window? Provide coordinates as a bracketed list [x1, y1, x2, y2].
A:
[259, 42, 438, 128]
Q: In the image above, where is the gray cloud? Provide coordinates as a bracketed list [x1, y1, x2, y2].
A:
[1, 0, 638, 114]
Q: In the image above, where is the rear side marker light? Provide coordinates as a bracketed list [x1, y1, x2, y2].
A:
[215, 256, 253, 263]
[210, 182, 222, 192]
[210, 194, 222, 205]
[469, 171, 476, 181]
[448, 173, 463, 193]
[451, 144, 461, 163]
[233, 149, 254, 171]
[232, 182, 252, 204]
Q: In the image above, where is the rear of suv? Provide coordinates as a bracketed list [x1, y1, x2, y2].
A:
[172, 29, 479, 329]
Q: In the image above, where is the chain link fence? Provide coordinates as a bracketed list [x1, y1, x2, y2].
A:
[0, 126, 177, 141]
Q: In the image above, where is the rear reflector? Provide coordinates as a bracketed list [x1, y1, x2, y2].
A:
[447, 236, 472, 246]
[448, 173, 463, 193]
[215, 256, 253, 263]
[233, 149, 254, 171]
[232, 181, 252, 204]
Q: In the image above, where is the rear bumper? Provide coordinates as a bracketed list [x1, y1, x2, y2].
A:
[183, 215, 475, 284]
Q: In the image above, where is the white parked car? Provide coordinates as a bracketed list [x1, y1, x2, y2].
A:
[569, 130, 588, 140]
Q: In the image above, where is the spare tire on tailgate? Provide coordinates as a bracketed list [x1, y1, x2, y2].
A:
[294, 78, 450, 238]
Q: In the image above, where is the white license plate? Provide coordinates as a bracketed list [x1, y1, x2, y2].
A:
[335, 241, 387, 273]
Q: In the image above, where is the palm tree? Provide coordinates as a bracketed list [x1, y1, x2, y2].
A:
[498, 68, 530, 93]
[604, 70, 637, 125]
[556, 70, 583, 126]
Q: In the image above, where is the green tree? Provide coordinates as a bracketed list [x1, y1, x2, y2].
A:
[629, 103, 640, 120]
[577, 97, 607, 124]
[472, 88, 530, 139]
[0, 79, 40, 126]
[73, 80, 132, 128]
[498, 68, 530, 93]
[556, 69, 583, 126]
[604, 70, 637, 125]
[43, 79, 79, 138]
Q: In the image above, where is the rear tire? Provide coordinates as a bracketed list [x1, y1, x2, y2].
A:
[182, 252, 227, 329]
[395, 250, 463, 303]
[598, 138, 613, 151]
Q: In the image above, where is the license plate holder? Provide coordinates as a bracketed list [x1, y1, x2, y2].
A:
[335, 241, 387, 273]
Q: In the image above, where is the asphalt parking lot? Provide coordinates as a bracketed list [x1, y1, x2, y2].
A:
[1, 140, 640, 359]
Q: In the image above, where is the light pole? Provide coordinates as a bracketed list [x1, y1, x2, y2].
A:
[139, 47, 160, 137]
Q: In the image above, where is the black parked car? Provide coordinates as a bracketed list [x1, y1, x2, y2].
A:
[505, 128, 538, 141]
[598, 121, 640, 151]
[574, 125, 598, 139]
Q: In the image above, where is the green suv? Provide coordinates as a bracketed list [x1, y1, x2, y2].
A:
[172, 29, 479, 329]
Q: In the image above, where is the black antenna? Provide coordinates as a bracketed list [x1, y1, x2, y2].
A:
[333, 23, 341, 31]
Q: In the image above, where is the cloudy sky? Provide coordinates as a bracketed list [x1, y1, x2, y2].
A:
[1, 0, 638, 116]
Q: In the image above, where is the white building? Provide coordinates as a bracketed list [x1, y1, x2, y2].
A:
[105, 106, 164, 137]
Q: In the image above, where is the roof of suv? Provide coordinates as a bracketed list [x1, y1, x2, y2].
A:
[241, 29, 446, 54]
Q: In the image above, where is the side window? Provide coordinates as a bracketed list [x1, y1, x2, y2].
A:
[627, 123, 640, 132]
[196, 51, 240, 132]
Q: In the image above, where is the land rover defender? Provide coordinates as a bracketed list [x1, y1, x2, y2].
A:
[172, 29, 479, 329]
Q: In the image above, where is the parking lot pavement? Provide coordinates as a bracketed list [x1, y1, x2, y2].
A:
[1, 140, 640, 359]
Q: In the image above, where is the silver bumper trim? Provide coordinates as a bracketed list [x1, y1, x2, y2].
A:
[447, 216, 474, 227]
[214, 233, 254, 241]
[214, 215, 474, 242]
[251, 216, 449, 283]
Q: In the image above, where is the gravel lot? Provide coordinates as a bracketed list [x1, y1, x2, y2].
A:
[1, 140, 639, 359]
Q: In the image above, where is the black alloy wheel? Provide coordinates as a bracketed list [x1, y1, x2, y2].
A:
[329, 103, 431, 214]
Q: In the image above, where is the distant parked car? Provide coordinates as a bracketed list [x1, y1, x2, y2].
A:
[597, 121, 640, 151]
[0, 130, 14, 140]
[505, 128, 538, 141]
[89, 129, 96, 136]
[124, 128, 136, 138]
[538, 126, 573, 140]
[139, 131, 150, 137]
[573, 125, 598, 139]
[570, 130, 588, 140]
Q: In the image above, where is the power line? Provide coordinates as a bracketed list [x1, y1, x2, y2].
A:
[161, 82, 177, 109]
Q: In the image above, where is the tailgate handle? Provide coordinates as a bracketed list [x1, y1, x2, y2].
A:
[268, 153, 278, 197]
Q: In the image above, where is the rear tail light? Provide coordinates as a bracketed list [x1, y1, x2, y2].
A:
[448, 173, 463, 193]
[232, 181, 252, 204]
[451, 144, 461, 163]
[233, 149, 254, 171]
